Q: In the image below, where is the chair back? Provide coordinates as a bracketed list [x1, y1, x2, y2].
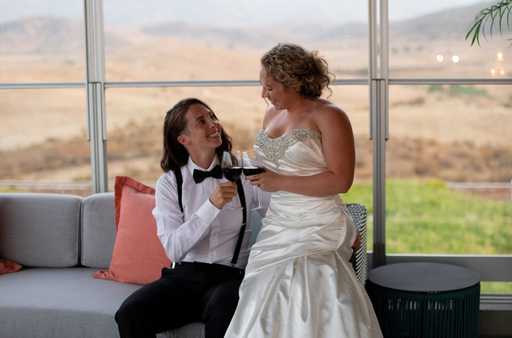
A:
[347, 203, 368, 285]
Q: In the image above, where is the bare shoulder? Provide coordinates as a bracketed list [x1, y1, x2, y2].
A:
[313, 100, 352, 131]
[262, 105, 281, 129]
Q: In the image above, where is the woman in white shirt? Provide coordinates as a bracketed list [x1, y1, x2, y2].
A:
[115, 97, 262, 338]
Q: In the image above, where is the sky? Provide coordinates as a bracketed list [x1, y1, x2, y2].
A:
[0, 0, 487, 26]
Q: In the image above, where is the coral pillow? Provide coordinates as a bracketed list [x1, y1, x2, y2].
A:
[0, 259, 22, 275]
[95, 176, 171, 284]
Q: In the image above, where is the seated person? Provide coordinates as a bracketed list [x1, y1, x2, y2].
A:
[115, 98, 266, 338]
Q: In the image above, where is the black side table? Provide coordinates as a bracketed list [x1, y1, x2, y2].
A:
[366, 262, 480, 338]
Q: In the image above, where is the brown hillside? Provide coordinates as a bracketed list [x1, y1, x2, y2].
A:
[1, 119, 510, 184]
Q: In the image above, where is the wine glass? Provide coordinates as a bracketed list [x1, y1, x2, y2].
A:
[241, 151, 266, 210]
[220, 151, 242, 210]
[221, 151, 242, 182]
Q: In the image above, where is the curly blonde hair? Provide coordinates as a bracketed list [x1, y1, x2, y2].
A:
[261, 43, 333, 98]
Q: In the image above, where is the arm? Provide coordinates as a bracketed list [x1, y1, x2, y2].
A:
[249, 106, 355, 197]
[153, 174, 236, 262]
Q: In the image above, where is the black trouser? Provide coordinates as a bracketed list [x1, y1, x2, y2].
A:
[115, 262, 244, 338]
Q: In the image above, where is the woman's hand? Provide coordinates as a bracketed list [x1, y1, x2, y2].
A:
[246, 171, 282, 192]
[351, 232, 362, 250]
[209, 181, 237, 209]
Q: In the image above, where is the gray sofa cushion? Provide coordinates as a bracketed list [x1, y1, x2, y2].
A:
[0, 193, 81, 267]
[81, 193, 116, 268]
[0, 268, 137, 338]
[0, 267, 204, 338]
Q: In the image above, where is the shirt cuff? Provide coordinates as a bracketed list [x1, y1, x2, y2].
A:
[196, 198, 221, 225]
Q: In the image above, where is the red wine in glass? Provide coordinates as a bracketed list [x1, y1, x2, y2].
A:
[241, 151, 265, 210]
[242, 166, 266, 176]
[223, 166, 242, 182]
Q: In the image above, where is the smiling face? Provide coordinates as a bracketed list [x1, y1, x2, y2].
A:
[178, 103, 222, 154]
[260, 67, 297, 110]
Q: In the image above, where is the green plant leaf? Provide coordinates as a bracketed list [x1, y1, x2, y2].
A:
[466, 0, 512, 46]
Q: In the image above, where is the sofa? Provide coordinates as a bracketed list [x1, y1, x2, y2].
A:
[0, 192, 368, 338]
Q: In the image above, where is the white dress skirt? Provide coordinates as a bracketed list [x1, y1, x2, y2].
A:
[224, 129, 383, 338]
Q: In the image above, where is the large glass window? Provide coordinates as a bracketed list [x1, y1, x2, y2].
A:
[0, 89, 90, 195]
[386, 84, 512, 255]
[3, 0, 510, 298]
[387, 1, 512, 296]
[103, 1, 368, 81]
[0, 1, 85, 82]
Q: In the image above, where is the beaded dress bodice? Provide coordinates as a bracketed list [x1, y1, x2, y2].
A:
[254, 128, 326, 176]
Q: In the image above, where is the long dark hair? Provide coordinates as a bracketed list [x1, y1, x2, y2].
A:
[160, 98, 232, 172]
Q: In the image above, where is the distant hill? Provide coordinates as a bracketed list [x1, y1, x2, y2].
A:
[141, 22, 288, 48]
[389, 1, 505, 40]
[140, 1, 505, 44]
[0, 16, 130, 54]
[0, 16, 84, 54]
[306, 1, 502, 42]
[1, 2, 509, 54]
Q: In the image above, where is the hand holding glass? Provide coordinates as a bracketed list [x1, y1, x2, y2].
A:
[220, 151, 242, 209]
[242, 151, 265, 210]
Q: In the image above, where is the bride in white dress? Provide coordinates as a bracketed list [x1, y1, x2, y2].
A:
[224, 43, 382, 338]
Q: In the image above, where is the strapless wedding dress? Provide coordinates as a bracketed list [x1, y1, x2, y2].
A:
[225, 128, 382, 338]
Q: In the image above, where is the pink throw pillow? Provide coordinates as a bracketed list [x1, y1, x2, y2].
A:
[0, 259, 22, 275]
[95, 176, 171, 284]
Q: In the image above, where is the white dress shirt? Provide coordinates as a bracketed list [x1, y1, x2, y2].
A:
[152, 157, 265, 269]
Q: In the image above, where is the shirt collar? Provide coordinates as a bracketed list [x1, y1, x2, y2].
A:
[186, 155, 219, 176]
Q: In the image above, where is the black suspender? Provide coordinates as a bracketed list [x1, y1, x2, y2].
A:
[172, 168, 184, 214]
[171, 167, 247, 265]
[231, 179, 247, 265]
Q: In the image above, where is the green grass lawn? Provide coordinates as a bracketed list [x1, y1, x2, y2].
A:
[342, 179, 512, 294]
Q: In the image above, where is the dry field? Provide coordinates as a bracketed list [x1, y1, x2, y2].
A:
[1, 37, 511, 185]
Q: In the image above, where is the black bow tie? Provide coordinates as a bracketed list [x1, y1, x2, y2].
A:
[193, 165, 223, 183]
